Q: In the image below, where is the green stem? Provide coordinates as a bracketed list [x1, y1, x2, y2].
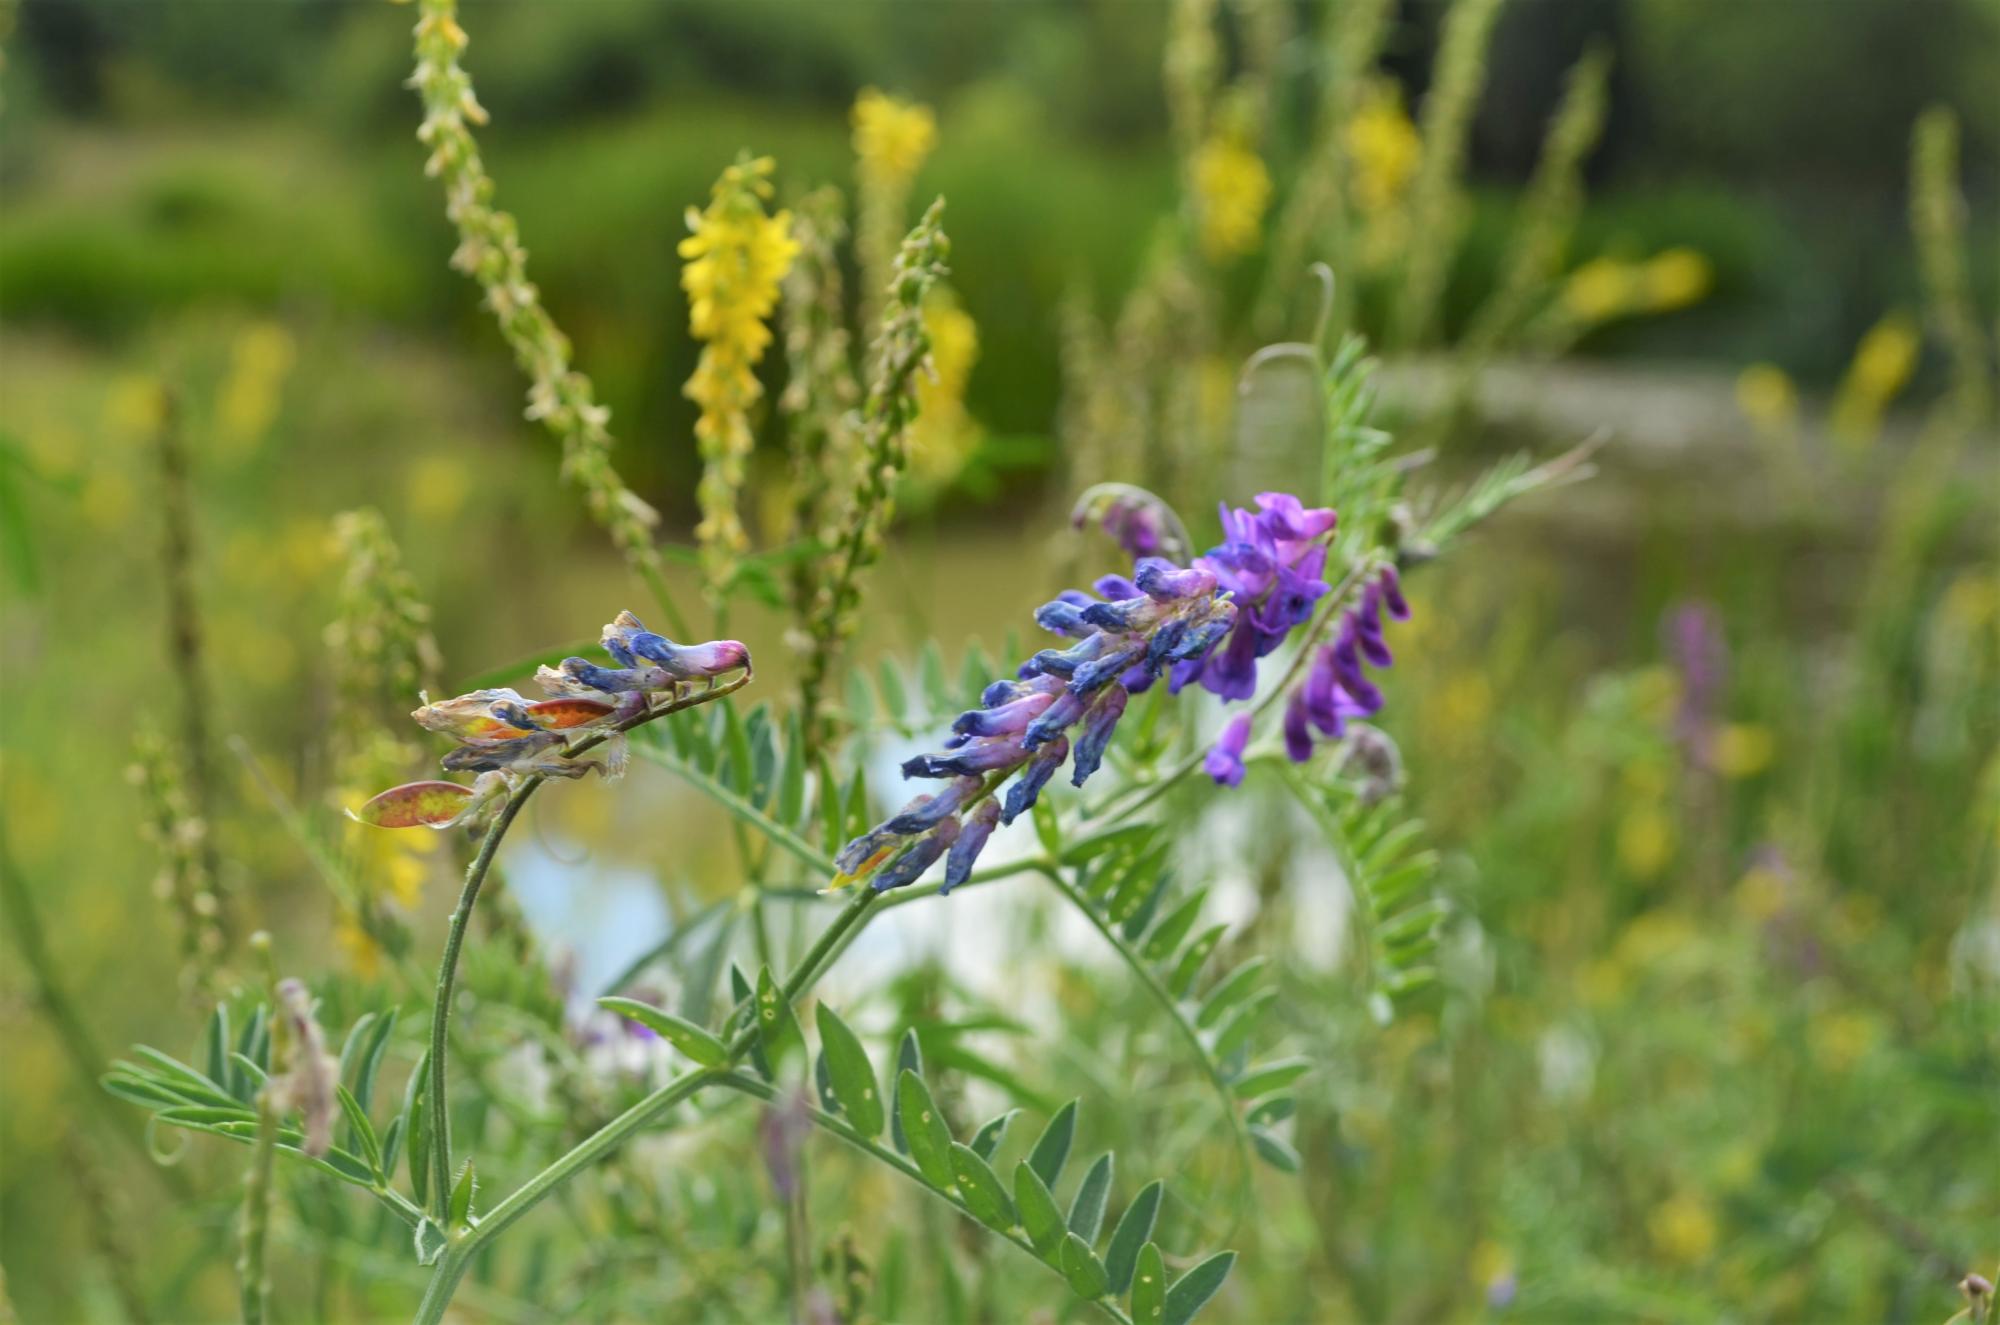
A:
[426, 779, 539, 1218]
[710, 1071, 1133, 1325]
[239, 1095, 279, 1325]
[1034, 864, 1255, 1242]
[412, 887, 880, 1324]
[422, 675, 753, 1219]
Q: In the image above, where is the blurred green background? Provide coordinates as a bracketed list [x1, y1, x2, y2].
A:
[2, 1, 1996, 1322]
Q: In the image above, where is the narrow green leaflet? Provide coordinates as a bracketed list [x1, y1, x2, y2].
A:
[947, 1143, 1014, 1231]
[895, 1070, 955, 1189]
[597, 997, 727, 1067]
[1067, 1152, 1114, 1243]
[448, 1159, 477, 1228]
[1027, 1098, 1077, 1188]
[1130, 1243, 1168, 1323]
[353, 1008, 398, 1114]
[814, 1004, 884, 1138]
[1232, 1058, 1311, 1098]
[754, 967, 804, 1072]
[335, 1084, 381, 1176]
[1169, 925, 1228, 999]
[1141, 889, 1208, 963]
[1014, 1162, 1067, 1256]
[1195, 958, 1268, 1029]
[1163, 1250, 1236, 1325]
[889, 1029, 923, 1154]
[1251, 1128, 1301, 1173]
[1059, 1232, 1109, 1300]
[1104, 1179, 1163, 1295]
[969, 1108, 1019, 1161]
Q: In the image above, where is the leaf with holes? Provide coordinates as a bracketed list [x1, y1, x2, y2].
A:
[1104, 1179, 1163, 1295]
[814, 1004, 883, 1139]
[948, 1143, 1014, 1232]
[896, 1070, 954, 1189]
[1164, 1250, 1236, 1325]
[1059, 1232, 1109, 1299]
[598, 997, 727, 1067]
[1130, 1242, 1168, 1323]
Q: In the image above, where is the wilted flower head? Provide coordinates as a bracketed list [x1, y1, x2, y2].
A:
[356, 611, 751, 831]
[269, 978, 340, 1157]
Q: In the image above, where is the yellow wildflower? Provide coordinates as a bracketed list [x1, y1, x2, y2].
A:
[1640, 247, 1712, 311]
[1616, 805, 1674, 879]
[1830, 312, 1919, 448]
[908, 290, 980, 486]
[1736, 363, 1800, 435]
[1345, 78, 1421, 216]
[1648, 1190, 1718, 1264]
[1807, 1007, 1880, 1074]
[215, 321, 296, 458]
[680, 154, 798, 591]
[1192, 131, 1271, 261]
[1560, 256, 1634, 323]
[1711, 722, 1774, 778]
[852, 89, 936, 192]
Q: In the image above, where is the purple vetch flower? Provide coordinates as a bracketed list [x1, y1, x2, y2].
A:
[1069, 685, 1129, 786]
[942, 798, 1002, 895]
[602, 610, 751, 680]
[270, 979, 340, 1157]
[1272, 565, 1408, 765]
[833, 490, 1359, 894]
[871, 817, 960, 892]
[1203, 713, 1252, 787]
[1665, 601, 1726, 762]
[1070, 483, 1193, 562]
[1002, 735, 1069, 824]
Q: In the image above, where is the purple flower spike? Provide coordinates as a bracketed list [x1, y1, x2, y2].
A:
[1023, 690, 1090, 749]
[872, 817, 960, 892]
[1028, 633, 1115, 678]
[902, 738, 1028, 779]
[1204, 712, 1252, 787]
[1282, 690, 1316, 763]
[1002, 736, 1069, 824]
[1093, 573, 1143, 602]
[941, 798, 1002, 895]
[953, 691, 1056, 738]
[882, 776, 982, 834]
[1068, 642, 1146, 695]
[1201, 622, 1261, 701]
[1135, 558, 1217, 602]
[1035, 598, 1097, 638]
[1379, 565, 1411, 620]
[1069, 685, 1129, 786]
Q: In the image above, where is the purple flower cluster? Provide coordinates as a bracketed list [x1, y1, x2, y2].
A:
[1180, 494, 1339, 700]
[834, 490, 1410, 894]
[835, 557, 1238, 893]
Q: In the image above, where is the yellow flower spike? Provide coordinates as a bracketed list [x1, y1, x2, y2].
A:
[1830, 312, 1920, 448]
[1192, 131, 1271, 262]
[1640, 246, 1712, 311]
[1560, 256, 1635, 323]
[852, 89, 936, 191]
[907, 290, 981, 486]
[1736, 363, 1800, 435]
[681, 154, 799, 596]
[1345, 78, 1422, 217]
[1710, 722, 1774, 778]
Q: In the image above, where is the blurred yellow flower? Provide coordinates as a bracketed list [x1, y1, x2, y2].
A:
[1807, 1007, 1879, 1074]
[1439, 672, 1494, 734]
[1736, 363, 1800, 434]
[1648, 1190, 1718, 1264]
[80, 468, 137, 531]
[215, 321, 296, 458]
[1192, 132, 1271, 261]
[1830, 313, 1920, 448]
[908, 290, 981, 486]
[1345, 78, 1421, 215]
[1617, 805, 1675, 878]
[1711, 722, 1774, 778]
[852, 89, 936, 191]
[103, 374, 166, 442]
[681, 155, 798, 584]
[407, 453, 472, 523]
[1732, 862, 1792, 923]
[1560, 257, 1633, 323]
[1641, 247, 1713, 311]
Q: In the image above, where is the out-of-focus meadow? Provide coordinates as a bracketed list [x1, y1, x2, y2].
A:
[2, 1, 1997, 1321]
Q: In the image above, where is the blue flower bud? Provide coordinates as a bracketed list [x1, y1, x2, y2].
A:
[1134, 558, 1216, 601]
[882, 776, 982, 834]
[871, 817, 960, 892]
[941, 798, 1002, 895]
[1023, 690, 1089, 749]
[953, 691, 1055, 738]
[902, 737, 1027, 779]
[1028, 633, 1113, 678]
[1069, 641, 1145, 695]
[1069, 685, 1128, 786]
[1002, 736, 1068, 825]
